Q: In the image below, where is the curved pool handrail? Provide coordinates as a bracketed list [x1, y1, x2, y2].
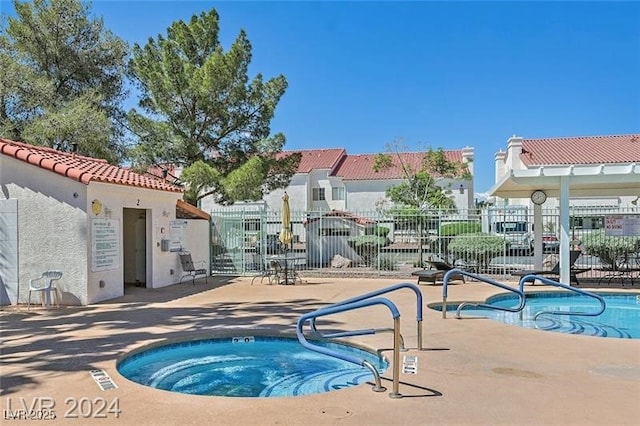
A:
[309, 282, 424, 350]
[442, 269, 526, 319]
[517, 274, 606, 320]
[297, 297, 402, 397]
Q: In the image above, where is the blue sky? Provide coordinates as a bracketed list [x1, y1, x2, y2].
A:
[2, 1, 639, 196]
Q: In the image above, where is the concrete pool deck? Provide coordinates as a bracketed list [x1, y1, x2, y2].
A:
[1, 276, 639, 425]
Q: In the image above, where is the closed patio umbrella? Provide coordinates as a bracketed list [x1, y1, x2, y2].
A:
[279, 192, 292, 248]
[279, 192, 292, 284]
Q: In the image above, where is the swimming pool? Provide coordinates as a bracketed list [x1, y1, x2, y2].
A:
[431, 292, 640, 339]
[117, 335, 388, 397]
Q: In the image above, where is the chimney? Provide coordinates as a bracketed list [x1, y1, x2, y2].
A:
[505, 135, 524, 171]
[71, 142, 78, 159]
[461, 146, 474, 175]
[495, 150, 507, 182]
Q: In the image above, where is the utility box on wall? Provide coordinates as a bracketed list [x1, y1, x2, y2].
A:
[160, 239, 170, 252]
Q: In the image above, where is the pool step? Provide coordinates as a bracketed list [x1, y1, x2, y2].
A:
[260, 368, 373, 397]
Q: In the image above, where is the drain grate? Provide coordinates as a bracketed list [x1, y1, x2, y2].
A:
[90, 369, 117, 390]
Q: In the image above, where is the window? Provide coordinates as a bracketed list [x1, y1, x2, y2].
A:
[332, 187, 345, 201]
[312, 188, 325, 201]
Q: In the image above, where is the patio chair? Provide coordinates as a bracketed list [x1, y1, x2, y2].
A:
[512, 250, 590, 285]
[179, 252, 209, 285]
[411, 260, 465, 285]
[597, 252, 640, 286]
[251, 257, 281, 285]
[28, 270, 63, 310]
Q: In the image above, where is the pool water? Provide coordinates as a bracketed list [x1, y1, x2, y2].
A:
[117, 336, 388, 397]
[437, 292, 640, 339]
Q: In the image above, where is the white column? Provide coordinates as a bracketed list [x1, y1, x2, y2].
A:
[559, 177, 571, 284]
[533, 203, 543, 270]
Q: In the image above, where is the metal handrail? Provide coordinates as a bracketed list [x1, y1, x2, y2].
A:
[309, 282, 423, 350]
[297, 297, 403, 398]
[517, 274, 606, 320]
[442, 269, 526, 319]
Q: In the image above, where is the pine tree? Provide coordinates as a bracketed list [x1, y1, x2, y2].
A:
[128, 9, 297, 205]
[0, 0, 128, 162]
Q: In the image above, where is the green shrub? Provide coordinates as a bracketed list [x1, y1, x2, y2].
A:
[374, 226, 390, 237]
[438, 222, 483, 260]
[348, 235, 388, 266]
[447, 232, 507, 269]
[580, 230, 640, 266]
[440, 222, 482, 236]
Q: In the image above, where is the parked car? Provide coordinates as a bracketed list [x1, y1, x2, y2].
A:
[526, 233, 559, 253]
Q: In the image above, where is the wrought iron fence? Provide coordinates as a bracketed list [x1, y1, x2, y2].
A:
[209, 206, 640, 284]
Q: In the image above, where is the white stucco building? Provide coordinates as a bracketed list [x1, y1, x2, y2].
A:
[201, 147, 475, 214]
[0, 139, 210, 306]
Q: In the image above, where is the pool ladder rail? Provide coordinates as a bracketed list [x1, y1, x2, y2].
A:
[517, 274, 606, 321]
[441, 269, 526, 319]
[296, 282, 425, 399]
[441, 269, 606, 323]
[308, 282, 424, 352]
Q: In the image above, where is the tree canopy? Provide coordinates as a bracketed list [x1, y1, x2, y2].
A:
[0, 0, 129, 162]
[373, 139, 470, 211]
[127, 9, 298, 205]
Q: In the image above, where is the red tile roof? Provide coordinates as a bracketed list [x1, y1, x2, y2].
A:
[0, 139, 183, 192]
[521, 134, 640, 166]
[333, 151, 464, 180]
[278, 148, 346, 173]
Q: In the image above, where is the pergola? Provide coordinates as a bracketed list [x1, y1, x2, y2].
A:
[489, 163, 640, 284]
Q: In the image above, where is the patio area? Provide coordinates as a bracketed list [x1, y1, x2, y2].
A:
[1, 276, 638, 425]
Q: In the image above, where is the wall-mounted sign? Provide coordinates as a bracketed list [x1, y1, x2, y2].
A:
[605, 214, 640, 237]
[169, 219, 188, 252]
[92, 219, 120, 271]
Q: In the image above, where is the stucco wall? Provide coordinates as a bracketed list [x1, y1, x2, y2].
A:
[264, 174, 308, 211]
[85, 182, 183, 303]
[2, 156, 88, 305]
[343, 179, 398, 210]
[0, 199, 18, 305]
[181, 219, 210, 275]
[1, 154, 193, 305]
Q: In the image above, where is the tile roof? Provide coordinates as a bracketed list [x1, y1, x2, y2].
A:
[277, 148, 346, 173]
[333, 151, 464, 180]
[0, 139, 183, 192]
[521, 134, 640, 166]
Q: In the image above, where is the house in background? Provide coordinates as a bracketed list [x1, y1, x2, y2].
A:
[201, 147, 475, 214]
[201, 147, 474, 246]
[0, 139, 210, 306]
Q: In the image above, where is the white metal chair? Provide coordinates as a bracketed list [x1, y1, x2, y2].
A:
[251, 257, 281, 285]
[28, 270, 63, 309]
